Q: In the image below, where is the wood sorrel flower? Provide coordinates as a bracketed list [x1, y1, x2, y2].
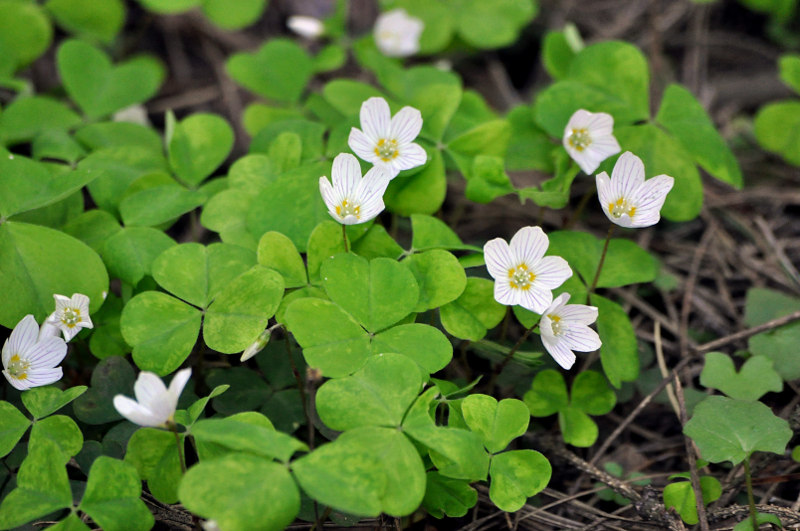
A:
[483, 226, 573, 314]
[596, 151, 675, 228]
[563, 109, 621, 175]
[348, 96, 427, 179]
[540, 293, 602, 370]
[113, 368, 192, 428]
[319, 153, 391, 225]
[2, 315, 67, 391]
[42, 293, 93, 342]
[374, 8, 423, 58]
[287, 15, 324, 39]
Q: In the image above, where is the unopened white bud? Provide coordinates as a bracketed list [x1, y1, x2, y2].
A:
[288, 16, 325, 39]
[240, 328, 271, 362]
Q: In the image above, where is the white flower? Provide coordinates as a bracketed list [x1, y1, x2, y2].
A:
[45, 293, 93, 342]
[483, 226, 573, 314]
[562, 109, 621, 175]
[240, 328, 271, 362]
[348, 97, 427, 179]
[113, 368, 192, 428]
[2, 315, 67, 391]
[319, 153, 390, 225]
[287, 15, 324, 39]
[596, 151, 675, 228]
[540, 293, 602, 370]
[374, 8, 423, 58]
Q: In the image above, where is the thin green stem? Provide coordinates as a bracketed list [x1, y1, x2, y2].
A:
[487, 320, 540, 391]
[342, 223, 349, 253]
[172, 426, 186, 475]
[743, 457, 758, 531]
[587, 225, 615, 303]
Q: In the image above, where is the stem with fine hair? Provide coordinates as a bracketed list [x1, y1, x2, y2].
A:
[744, 457, 758, 530]
[171, 427, 186, 474]
[342, 223, 349, 253]
[587, 225, 615, 303]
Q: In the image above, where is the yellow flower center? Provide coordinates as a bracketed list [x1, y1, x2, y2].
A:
[62, 308, 81, 328]
[374, 138, 399, 162]
[7, 354, 29, 380]
[335, 199, 361, 220]
[548, 314, 563, 336]
[608, 197, 636, 219]
[568, 128, 591, 152]
[508, 264, 536, 291]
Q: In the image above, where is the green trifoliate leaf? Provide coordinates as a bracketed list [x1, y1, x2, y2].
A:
[120, 291, 202, 375]
[283, 298, 371, 377]
[0, 96, 81, 145]
[322, 79, 387, 116]
[615, 123, 703, 222]
[101, 226, 176, 286]
[524, 369, 569, 417]
[249, 120, 326, 163]
[454, 0, 536, 49]
[542, 29, 577, 80]
[119, 186, 206, 227]
[733, 513, 783, 531]
[559, 406, 598, 447]
[440, 277, 506, 341]
[75, 121, 164, 154]
[571, 370, 616, 416]
[316, 353, 424, 431]
[700, 352, 782, 401]
[488, 449, 551, 512]
[371, 323, 453, 375]
[79, 457, 154, 531]
[137, 0, 200, 14]
[779, 54, 800, 94]
[744, 287, 800, 380]
[410, 214, 480, 252]
[191, 417, 307, 462]
[181, 453, 300, 531]
[422, 472, 477, 518]
[292, 426, 426, 517]
[464, 155, 514, 203]
[201, 0, 266, 29]
[403, 249, 467, 312]
[226, 39, 313, 103]
[656, 84, 743, 189]
[592, 294, 639, 388]
[0, 1, 51, 69]
[21, 385, 87, 420]
[151, 242, 255, 308]
[0, 402, 29, 458]
[45, 0, 125, 43]
[47, 514, 91, 531]
[351, 224, 405, 260]
[506, 104, 555, 172]
[446, 120, 511, 177]
[663, 476, 721, 525]
[0, 439, 71, 529]
[57, 39, 164, 119]
[124, 428, 181, 504]
[406, 424, 490, 481]
[168, 113, 234, 186]
[257, 231, 308, 288]
[0, 221, 108, 328]
[204, 265, 285, 353]
[384, 148, 446, 216]
[321, 253, 420, 333]
[684, 396, 793, 465]
[73, 356, 137, 424]
[461, 395, 530, 454]
[28, 415, 83, 463]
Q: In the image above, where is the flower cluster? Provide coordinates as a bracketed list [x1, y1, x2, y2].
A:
[483, 110, 674, 369]
[319, 96, 427, 226]
[2, 293, 92, 391]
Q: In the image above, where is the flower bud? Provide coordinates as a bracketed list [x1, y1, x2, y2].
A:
[240, 328, 271, 362]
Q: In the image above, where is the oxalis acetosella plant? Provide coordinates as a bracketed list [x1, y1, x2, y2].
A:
[1, 2, 798, 530]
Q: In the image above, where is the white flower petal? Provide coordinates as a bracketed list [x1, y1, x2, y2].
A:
[5, 315, 39, 365]
[510, 226, 548, 266]
[53, 294, 71, 310]
[595, 172, 613, 209]
[493, 279, 518, 306]
[532, 256, 572, 289]
[559, 304, 598, 325]
[4, 370, 32, 391]
[519, 286, 552, 314]
[610, 151, 645, 201]
[584, 111, 615, 135]
[134, 372, 168, 410]
[38, 317, 60, 341]
[23, 337, 67, 369]
[168, 368, 193, 406]
[114, 395, 162, 427]
[332, 153, 362, 193]
[393, 142, 427, 172]
[70, 293, 91, 313]
[544, 340, 577, 370]
[348, 128, 379, 163]
[319, 176, 340, 221]
[24, 367, 63, 387]
[547, 293, 571, 313]
[563, 326, 602, 352]
[390, 107, 423, 144]
[483, 238, 514, 280]
[287, 15, 324, 39]
[359, 97, 391, 140]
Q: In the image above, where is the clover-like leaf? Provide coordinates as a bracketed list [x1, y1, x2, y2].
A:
[461, 395, 530, 454]
[0, 402, 30, 458]
[79, 457, 155, 531]
[20, 385, 87, 420]
[371, 323, 453, 375]
[744, 287, 800, 380]
[422, 471, 478, 518]
[124, 428, 181, 504]
[440, 278, 506, 341]
[73, 356, 137, 424]
[488, 449, 551, 512]
[663, 476, 721, 525]
[403, 249, 467, 312]
[257, 231, 308, 288]
[523, 369, 569, 417]
[684, 396, 792, 465]
[226, 39, 313, 103]
[321, 253, 420, 333]
[700, 352, 783, 401]
[168, 113, 234, 186]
